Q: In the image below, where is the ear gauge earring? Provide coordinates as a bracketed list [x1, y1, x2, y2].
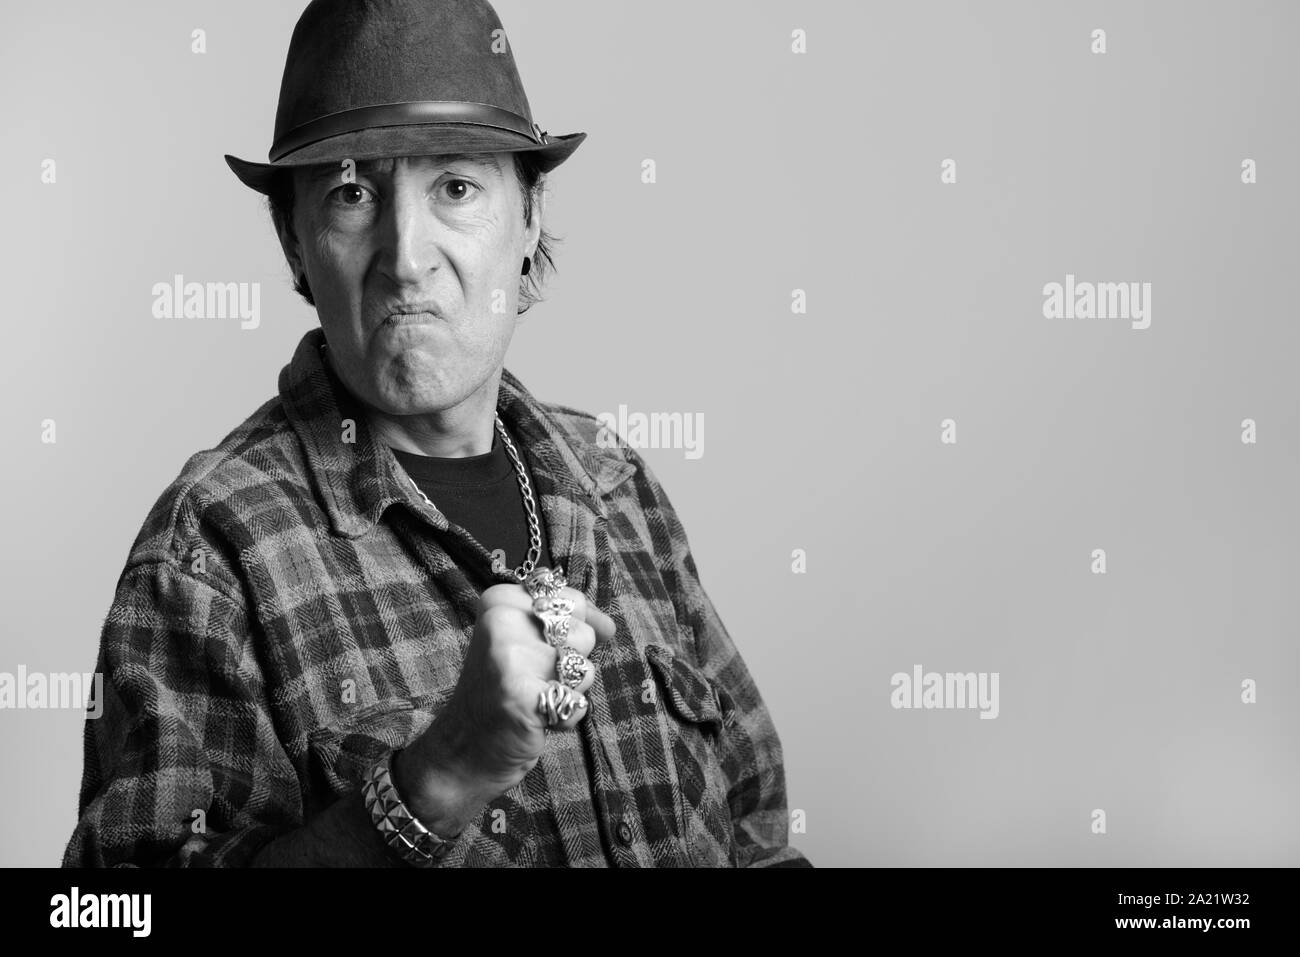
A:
[521, 256, 532, 277]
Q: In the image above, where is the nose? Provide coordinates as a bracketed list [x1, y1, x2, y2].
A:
[377, 175, 441, 288]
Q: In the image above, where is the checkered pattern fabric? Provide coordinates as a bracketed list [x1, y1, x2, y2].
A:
[62, 327, 808, 868]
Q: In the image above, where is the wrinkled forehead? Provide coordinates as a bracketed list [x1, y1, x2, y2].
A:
[299, 153, 506, 187]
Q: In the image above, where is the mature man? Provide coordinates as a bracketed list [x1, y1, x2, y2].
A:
[63, 0, 807, 867]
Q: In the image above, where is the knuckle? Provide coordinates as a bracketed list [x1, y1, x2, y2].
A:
[567, 620, 597, 653]
[486, 646, 518, 683]
[509, 639, 540, 671]
[479, 583, 519, 612]
[559, 587, 589, 620]
[478, 604, 523, 640]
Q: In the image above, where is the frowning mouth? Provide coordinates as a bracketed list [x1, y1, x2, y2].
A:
[379, 301, 442, 326]
[384, 312, 438, 325]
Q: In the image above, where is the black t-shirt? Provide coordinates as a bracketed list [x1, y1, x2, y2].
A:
[390, 424, 553, 579]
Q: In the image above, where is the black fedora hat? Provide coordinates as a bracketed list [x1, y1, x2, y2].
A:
[225, 0, 585, 195]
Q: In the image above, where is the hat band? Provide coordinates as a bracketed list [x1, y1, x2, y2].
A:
[269, 100, 542, 162]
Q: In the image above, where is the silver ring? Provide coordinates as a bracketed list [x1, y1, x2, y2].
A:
[532, 595, 576, 617]
[524, 566, 567, 602]
[540, 614, 572, 646]
[537, 681, 580, 727]
[556, 695, 576, 722]
[531, 594, 575, 648]
[537, 682, 564, 727]
[555, 646, 589, 689]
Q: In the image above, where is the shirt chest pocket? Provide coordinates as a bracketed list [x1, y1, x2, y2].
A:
[644, 643, 737, 864]
[646, 643, 727, 735]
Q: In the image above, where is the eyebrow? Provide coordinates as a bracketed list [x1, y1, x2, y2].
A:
[303, 153, 502, 186]
[435, 153, 502, 175]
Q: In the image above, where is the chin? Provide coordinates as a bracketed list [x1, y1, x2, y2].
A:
[372, 384, 456, 416]
[376, 371, 478, 414]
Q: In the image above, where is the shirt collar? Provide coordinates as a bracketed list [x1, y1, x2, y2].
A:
[278, 327, 634, 539]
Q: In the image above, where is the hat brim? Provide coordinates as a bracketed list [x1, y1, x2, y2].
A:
[225, 124, 586, 194]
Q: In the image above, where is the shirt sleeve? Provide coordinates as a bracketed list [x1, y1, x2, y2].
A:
[624, 448, 812, 868]
[62, 559, 302, 867]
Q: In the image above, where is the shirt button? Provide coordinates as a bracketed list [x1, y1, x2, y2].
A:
[615, 821, 634, 846]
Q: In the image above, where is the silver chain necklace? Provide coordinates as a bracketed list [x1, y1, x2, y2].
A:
[405, 413, 543, 582]
[320, 342, 542, 581]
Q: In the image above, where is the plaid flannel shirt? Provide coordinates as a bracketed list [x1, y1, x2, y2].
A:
[62, 327, 808, 868]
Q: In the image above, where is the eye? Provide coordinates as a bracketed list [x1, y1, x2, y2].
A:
[441, 178, 480, 202]
[327, 183, 376, 208]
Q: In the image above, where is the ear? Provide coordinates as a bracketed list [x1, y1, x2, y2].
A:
[525, 183, 545, 258]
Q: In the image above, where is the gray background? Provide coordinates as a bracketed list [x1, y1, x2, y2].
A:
[2, 0, 1297, 867]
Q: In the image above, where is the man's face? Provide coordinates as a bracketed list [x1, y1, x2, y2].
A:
[283, 153, 539, 417]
